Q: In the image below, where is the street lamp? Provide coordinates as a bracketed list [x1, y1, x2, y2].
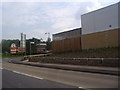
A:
[45, 32, 50, 39]
[30, 42, 35, 55]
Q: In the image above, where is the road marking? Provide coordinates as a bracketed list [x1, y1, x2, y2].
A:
[13, 71, 43, 80]
[0, 68, 3, 69]
[78, 87, 87, 90]
[78, 86, 84, 88]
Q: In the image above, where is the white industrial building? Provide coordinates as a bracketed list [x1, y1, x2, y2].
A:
[81, 2, 119, 35]
[52, 2, 120, 52]
[81, 2, 119, 49]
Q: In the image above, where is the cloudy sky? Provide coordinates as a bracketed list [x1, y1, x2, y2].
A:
[0, 0, 119, 41]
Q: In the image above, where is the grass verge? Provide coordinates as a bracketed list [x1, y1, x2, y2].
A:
[49, 47, 119, 58]
[1, 54, 24, 58]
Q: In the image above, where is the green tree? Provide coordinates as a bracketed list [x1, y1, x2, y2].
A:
[46, 37, 51, 50]
[26, 37, 41, 55]
[1, 39, 20, 53]
[0, 41, 2, 53]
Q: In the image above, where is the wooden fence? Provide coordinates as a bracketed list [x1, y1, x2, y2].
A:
[52, 37, 81, 53]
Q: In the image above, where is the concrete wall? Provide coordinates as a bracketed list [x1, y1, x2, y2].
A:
[81, 29, 119, 49]
[81, 3, 119, 35]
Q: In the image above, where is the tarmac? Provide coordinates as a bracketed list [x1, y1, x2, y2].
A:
[10, 59, 119, 76]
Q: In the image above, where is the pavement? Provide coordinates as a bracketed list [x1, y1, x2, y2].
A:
[10, 59, 119, 76]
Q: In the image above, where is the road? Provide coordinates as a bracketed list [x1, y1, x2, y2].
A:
[2, 69, 76, 88]
[1, 58, 118, 89]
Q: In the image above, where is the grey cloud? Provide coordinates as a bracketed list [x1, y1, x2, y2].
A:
[75, 2, 97, 20]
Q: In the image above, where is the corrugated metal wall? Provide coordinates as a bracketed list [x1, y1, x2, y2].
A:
[53, 28, 81, 41]
[52, 37, 81, 53]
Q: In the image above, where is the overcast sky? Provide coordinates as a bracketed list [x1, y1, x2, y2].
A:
[0, 0, 119, 41]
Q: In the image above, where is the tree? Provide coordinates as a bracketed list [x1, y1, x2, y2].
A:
[1, 39, 20, 53]
[26, 37, 41, 55]
[0, 41, 2, 53]
[46, 37, 51, 50]
[1, 37, 43, 55]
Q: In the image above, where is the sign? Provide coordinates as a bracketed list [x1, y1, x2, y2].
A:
[10, 43, 17, 54]
[30, 42, 35, 44]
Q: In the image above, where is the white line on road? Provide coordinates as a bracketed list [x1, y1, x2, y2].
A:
[12, 71, 43, 80]
[78, 86, 84, 89]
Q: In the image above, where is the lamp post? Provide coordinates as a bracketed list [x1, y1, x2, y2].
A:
[45, 32, 50, 39]
[30, 42, 35, 55]
[45, 32, 51, 51]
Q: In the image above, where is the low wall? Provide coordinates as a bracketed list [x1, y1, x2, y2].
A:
[28, 57, 119, 67]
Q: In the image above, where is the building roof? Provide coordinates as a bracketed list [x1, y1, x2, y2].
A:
[53, 28, 81, 36]
[52, 28, 81, 41]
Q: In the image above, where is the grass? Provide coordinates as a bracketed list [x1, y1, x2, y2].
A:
[29, 47, 119, 67]
[0, 54, 2, 58]
[49, 47, 119, 58]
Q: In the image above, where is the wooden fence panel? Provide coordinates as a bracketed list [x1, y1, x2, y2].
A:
[52, 37, 81, 53]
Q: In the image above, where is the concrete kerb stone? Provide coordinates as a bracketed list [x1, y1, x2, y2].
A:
[10, 59, 119, 76]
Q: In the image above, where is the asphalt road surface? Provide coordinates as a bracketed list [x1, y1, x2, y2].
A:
[2, 69, 76, 88]
[2, 58, 119, 89]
